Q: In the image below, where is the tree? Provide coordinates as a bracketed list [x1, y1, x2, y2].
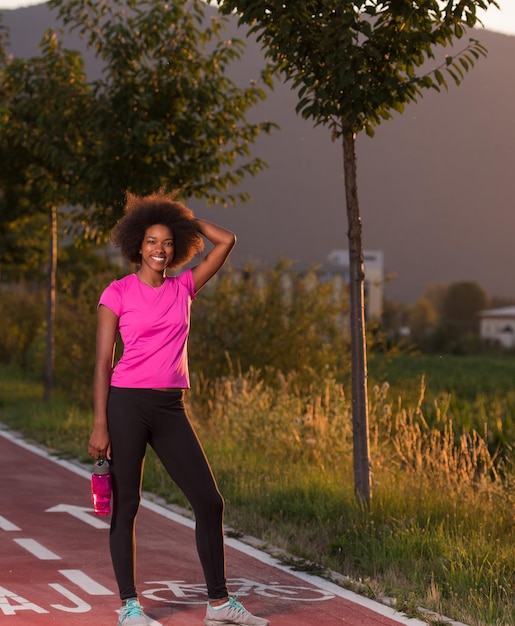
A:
[423, 283, 449, 321]
[0, 21, 45, 281]
[48, 0, 275, 238]
[215, 0, 499, 506]
[407, 296, 438, 346]
[1, 0, 275, 396]
[441, 280, 489, 336]
[0, 30, 93, 401]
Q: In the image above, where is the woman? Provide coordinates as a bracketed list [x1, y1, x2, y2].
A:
[88, 191, 269, 626]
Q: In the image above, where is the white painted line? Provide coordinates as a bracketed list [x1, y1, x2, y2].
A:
[141, 496, 195, 530]
[0, 429, 92, 481]
[13, 538, 61, 560]
[48, 583, 92, 613]
[0, 585, 48, 615]
[0, 515, 21, 532]
[59, 570, 115, 596]
[46, 504, 110, 529]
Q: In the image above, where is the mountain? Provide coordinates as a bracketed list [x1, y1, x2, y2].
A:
[2, 3, 515, 303]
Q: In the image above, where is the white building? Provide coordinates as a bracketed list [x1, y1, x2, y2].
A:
[479, 306, 515, 349]
[319, 249, 384, 321]
[202, 249, 384, 322]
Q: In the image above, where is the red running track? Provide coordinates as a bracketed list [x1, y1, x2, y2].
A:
[0, 427, 434, 626]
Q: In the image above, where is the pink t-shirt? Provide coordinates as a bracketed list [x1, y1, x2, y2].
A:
[98, 270, 196, 388]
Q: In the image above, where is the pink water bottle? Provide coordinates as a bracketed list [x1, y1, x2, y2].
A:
[91, 458, 112, 516]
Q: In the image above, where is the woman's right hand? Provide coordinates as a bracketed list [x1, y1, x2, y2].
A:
[88, 425, 111, 460]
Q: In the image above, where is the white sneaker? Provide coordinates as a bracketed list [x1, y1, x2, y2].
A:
[204, 596, 270, 626]
[118, 599, 148, 626]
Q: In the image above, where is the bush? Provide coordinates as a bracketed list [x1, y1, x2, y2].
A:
[54, 268, 120, 405]
[2, 260, 352, 402]
[0, 267, 121, 404]
[189, 262, 351, 386]
[0, 284, 45, 368]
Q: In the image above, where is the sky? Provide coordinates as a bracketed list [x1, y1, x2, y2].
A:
[0, 0, 514, 37]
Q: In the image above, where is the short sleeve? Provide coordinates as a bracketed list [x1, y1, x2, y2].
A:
[178, 268, 196, 300]
[98, 280, 123, 316]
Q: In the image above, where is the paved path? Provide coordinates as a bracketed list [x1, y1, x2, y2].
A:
[0, 428, 437, 626]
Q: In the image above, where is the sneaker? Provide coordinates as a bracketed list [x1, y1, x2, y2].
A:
[204, 596, 270, 626]
[118, 599, 148, 626]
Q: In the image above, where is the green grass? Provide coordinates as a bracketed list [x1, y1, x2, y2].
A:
[0, 367, 92, 462]
[2, 357, 515, 625]
[369, 353, 515, 454]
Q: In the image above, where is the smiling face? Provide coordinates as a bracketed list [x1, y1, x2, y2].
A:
[139, 224, 175, 273]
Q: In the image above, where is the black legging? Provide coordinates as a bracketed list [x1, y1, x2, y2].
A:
[107, 387, 228, 601]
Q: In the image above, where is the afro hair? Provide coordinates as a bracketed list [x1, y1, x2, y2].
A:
[111, 191, 204, 269]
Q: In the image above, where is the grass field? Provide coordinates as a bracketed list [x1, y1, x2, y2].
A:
[1, 354, 515, 626]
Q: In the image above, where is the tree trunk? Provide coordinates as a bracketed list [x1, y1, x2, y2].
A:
[342, 129, 371, 507]
[44, 205, 57, 402]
